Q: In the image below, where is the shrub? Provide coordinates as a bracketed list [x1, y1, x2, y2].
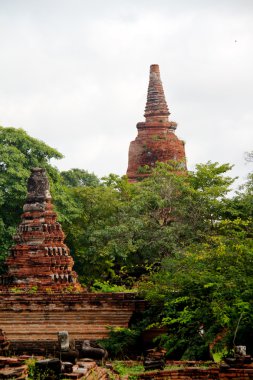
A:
[99, 327, 141, 359]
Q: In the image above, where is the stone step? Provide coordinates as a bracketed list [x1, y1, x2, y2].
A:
[8, 335, 107, 341]
[4, 326, 110, 331]
[0, 314, 128, 322]
[0, 320, 129, 326]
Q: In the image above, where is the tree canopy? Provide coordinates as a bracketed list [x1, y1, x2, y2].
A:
[1, 126, 253, 358]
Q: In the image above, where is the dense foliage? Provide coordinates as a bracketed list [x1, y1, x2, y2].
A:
[1, 126, 253, 359]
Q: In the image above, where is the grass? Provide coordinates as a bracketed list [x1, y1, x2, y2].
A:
[112, 361, 144, 378]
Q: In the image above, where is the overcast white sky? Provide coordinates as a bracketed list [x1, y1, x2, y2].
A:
[0, 0, 253, 188]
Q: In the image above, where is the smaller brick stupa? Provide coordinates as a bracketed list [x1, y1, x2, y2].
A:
[127, 64, 186, 181]
[4, 168, 80, 291]
[0, 169, 142, 352]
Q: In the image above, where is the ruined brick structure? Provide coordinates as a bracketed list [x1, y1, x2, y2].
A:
[0, 291, 142, 354]
[127, 64, 186, 181]
[3, 168, 80, 291]
[138, 367, 253, 380]
[0, 168, 143, 353]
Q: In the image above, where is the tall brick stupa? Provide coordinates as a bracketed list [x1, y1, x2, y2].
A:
[127, 64, 186, 181]
[4, 168, 81, 291]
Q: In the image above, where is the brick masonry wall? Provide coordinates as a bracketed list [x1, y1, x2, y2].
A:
[0, 292, 144, 353]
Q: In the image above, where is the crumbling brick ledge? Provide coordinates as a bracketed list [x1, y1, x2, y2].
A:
[0, 291, 144, 355]
[138, 367, 253, 380]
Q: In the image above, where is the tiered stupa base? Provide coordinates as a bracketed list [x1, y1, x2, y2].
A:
[127, 121, 186, 182]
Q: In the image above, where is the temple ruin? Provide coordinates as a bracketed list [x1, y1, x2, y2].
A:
[0, 168, 142, 354]
[127, 64, 186, 181]
[4, 168, 80, 291]
[0, 65, 185, 356]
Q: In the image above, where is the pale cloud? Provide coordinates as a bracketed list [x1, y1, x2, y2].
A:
[0, 0, 253, 188]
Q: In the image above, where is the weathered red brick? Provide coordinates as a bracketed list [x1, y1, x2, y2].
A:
[127, 64, 186, 182]
[2, 168, 81, 291]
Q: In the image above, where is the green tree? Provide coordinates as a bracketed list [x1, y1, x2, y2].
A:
[64, 175, 136, 285]
[140, 217, 253, 358]
[225, 172, 253, 221]
[66, 162, 236, 287]
[189, 161, 235, 226]
[61, 168, 100, 187]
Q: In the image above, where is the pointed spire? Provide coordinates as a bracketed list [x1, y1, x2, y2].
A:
[127, 64, 186, 182]
[26, 168, 51, 204]
[144, 64, 170, 122]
